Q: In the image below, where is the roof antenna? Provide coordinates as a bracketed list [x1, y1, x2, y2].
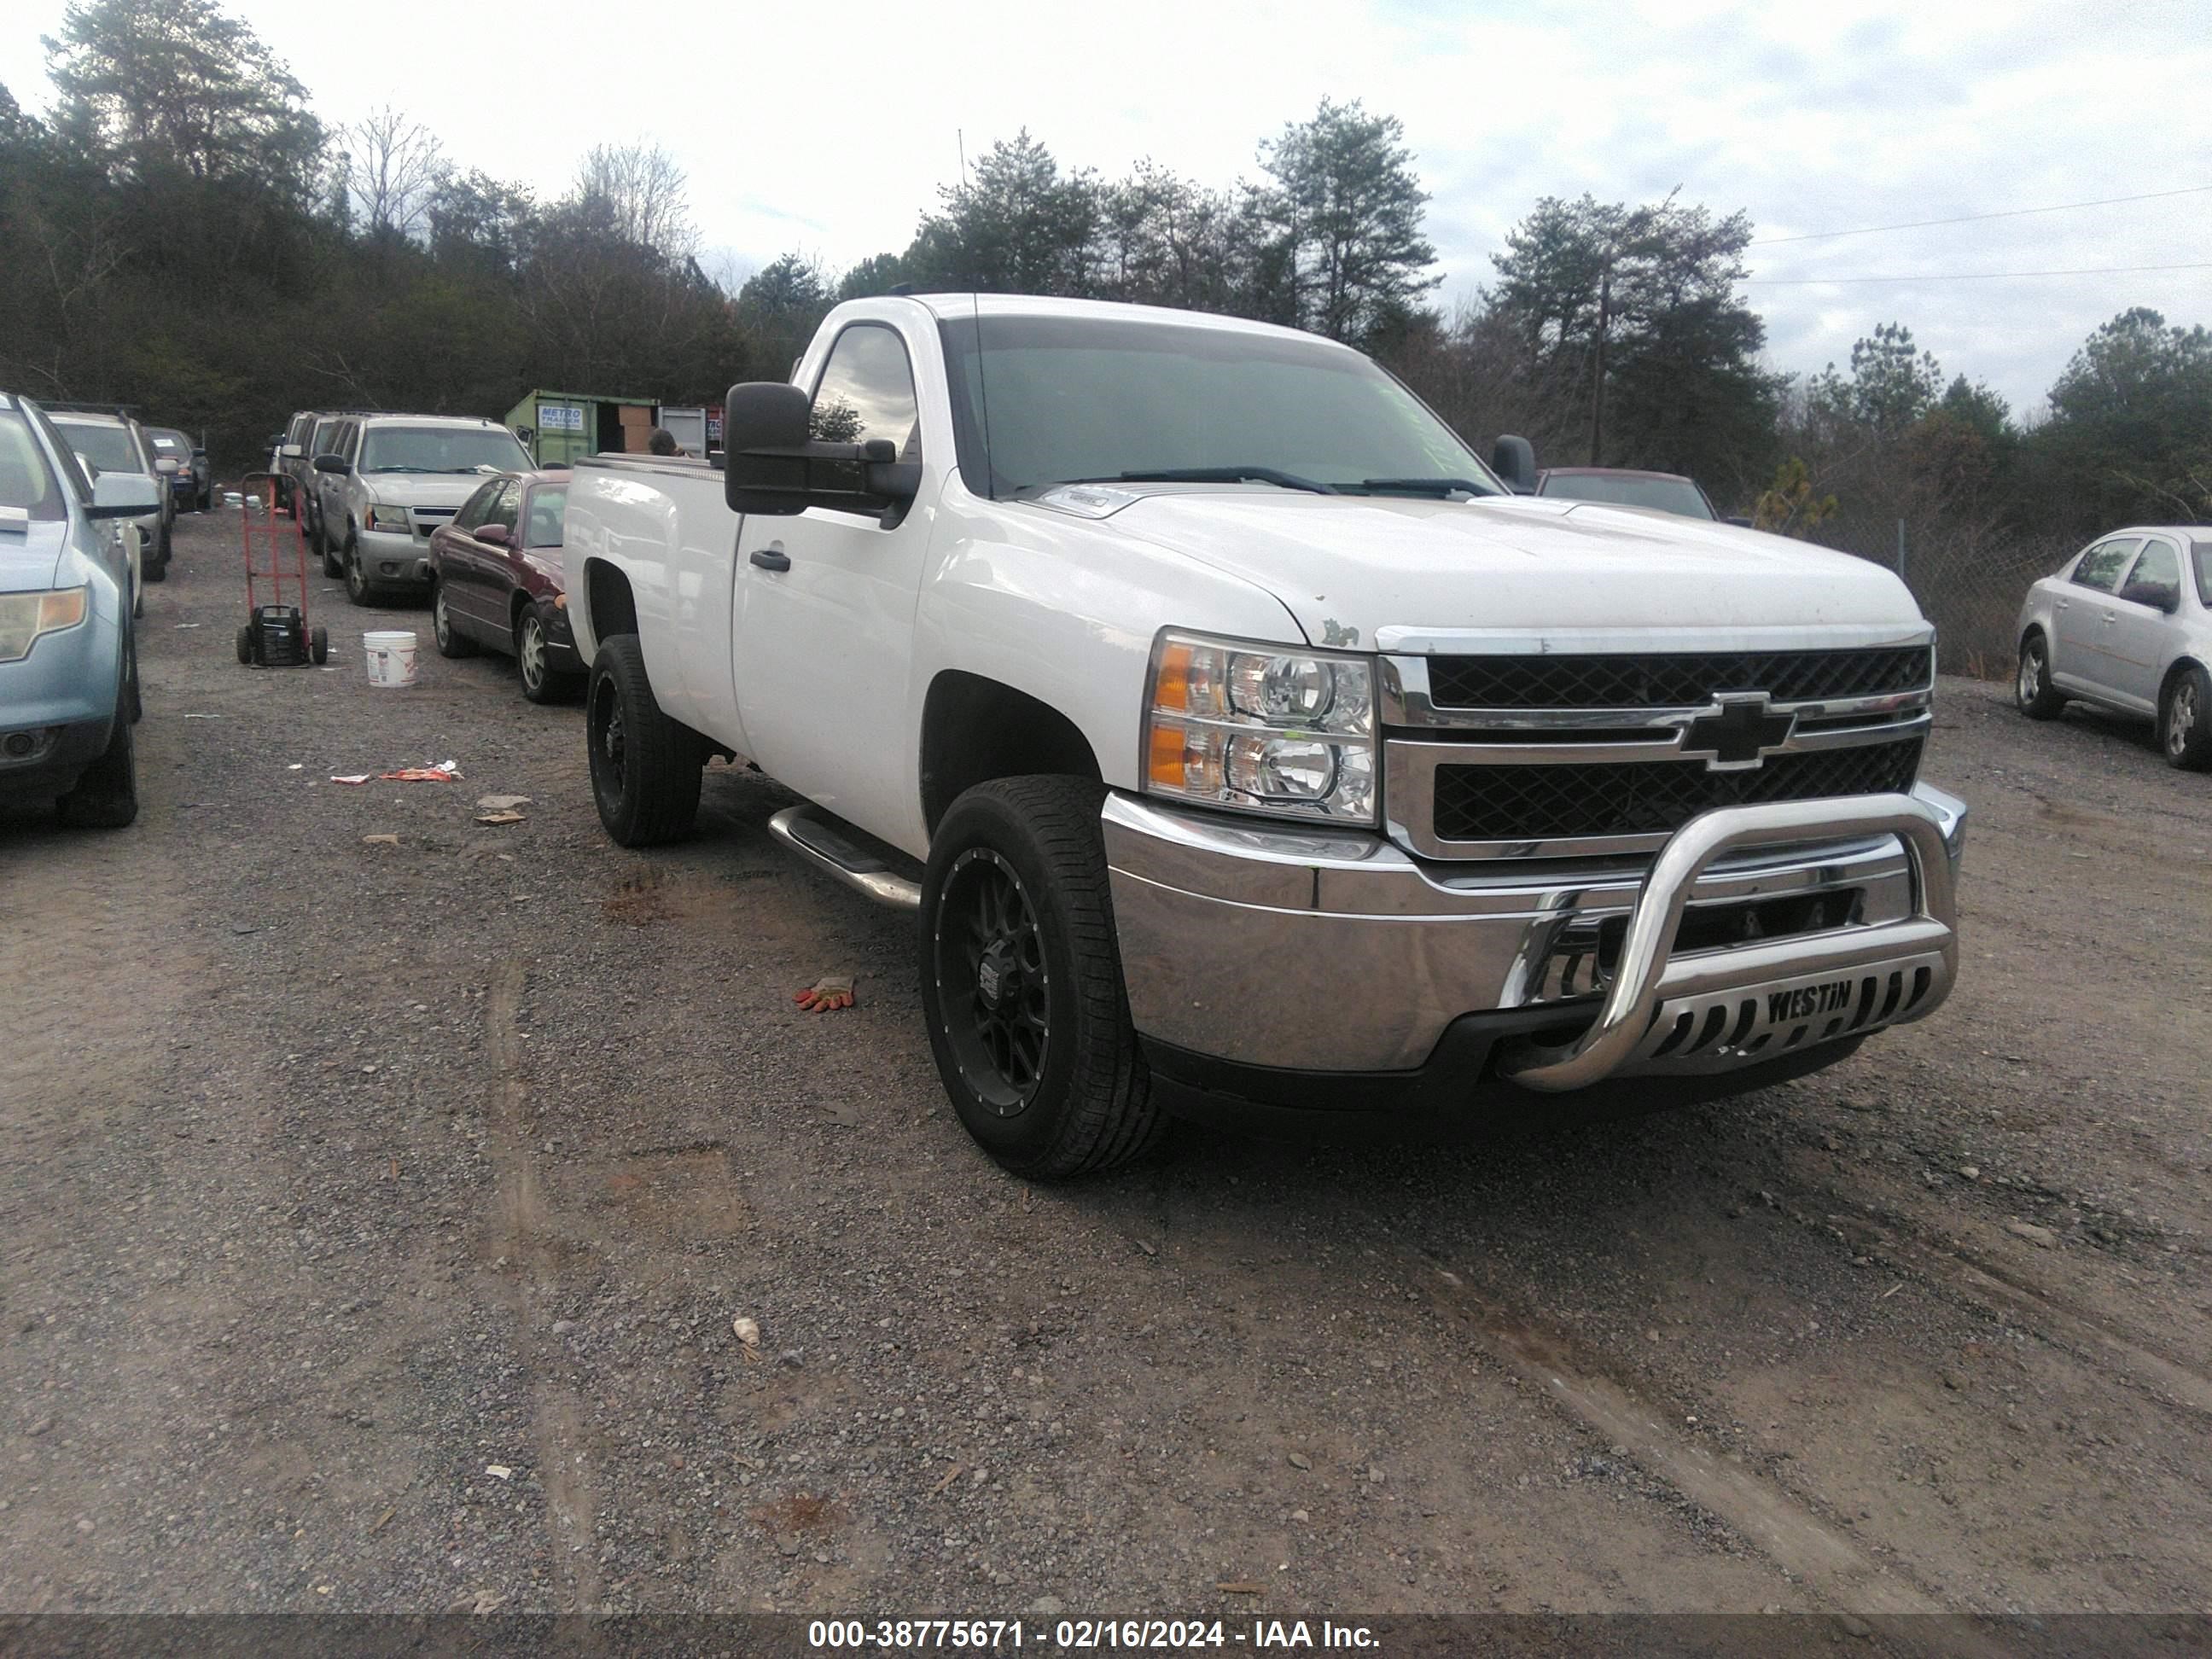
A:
[958, 127, 994, 499]
[970, 294, 994, 501]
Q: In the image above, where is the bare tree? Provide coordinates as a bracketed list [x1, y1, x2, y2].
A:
[574, 141, 695, 259]
[344, 105, 445, 239]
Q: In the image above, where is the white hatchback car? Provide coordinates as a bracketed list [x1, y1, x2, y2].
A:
[2014, 525, 2212, 770]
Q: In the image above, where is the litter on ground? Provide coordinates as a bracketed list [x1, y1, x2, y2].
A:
[794, 975, 856, 1012]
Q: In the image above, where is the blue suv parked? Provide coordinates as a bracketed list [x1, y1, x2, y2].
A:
[0, 393, 153, 828]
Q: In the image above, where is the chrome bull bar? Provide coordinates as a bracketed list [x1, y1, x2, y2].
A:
[1498, 794, 1959, 1093]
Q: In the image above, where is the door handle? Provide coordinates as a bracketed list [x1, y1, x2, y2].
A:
[748, 549, 790, 573]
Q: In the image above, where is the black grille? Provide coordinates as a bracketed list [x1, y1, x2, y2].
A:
[1426, 648, 1930, 710]
[1431, 738, 1924, 843]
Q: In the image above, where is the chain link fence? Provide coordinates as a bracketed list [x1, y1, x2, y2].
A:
[1801, 503, 2077, 681]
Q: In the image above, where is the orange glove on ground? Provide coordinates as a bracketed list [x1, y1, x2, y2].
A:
[794, 975, 855, 1012]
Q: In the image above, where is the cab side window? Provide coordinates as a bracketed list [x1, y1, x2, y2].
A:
[2071, 538, 2139, 593]
[2121, 539, 2181, 610]
[810, 324, 922, 460]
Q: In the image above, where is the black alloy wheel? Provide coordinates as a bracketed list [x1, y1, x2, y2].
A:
[933, 847, 1052, 1115]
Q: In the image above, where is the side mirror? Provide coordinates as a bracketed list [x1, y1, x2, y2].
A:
[475, 522, 512, 546]
[88, 471, 161, 518]
[1490, 434, 1537, 494]
[281, 443, 304, 460]
[721, 381, 921, 521]
[515, 426, 534, 444]
[266, 434, 285, 449]
[1726, 515, 1753, 528]
[155, 457, 179, 474]
[313, 453, 349, 474]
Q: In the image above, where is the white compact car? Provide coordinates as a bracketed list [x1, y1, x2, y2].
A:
[2014, 525, 2212, 770]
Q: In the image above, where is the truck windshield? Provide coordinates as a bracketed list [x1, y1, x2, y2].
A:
[0, 412, 65, 521]
[939, 314, 1500, 499]
[363, 427, 532, 474]
[1538, 473, 1714, 520]
[55, 422, 143, 477]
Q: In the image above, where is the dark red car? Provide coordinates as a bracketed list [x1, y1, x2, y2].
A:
[426, 469, 580, 701]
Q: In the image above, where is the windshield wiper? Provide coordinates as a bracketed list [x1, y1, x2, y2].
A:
[1355, 476, 1497, 498]
[1095, 467, 1340, 496]
[367, 465, 433, 474]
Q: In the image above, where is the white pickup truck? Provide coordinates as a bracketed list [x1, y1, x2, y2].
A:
[564, 294, 1965, 1178]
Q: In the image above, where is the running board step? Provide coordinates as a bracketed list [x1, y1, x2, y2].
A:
[766, 806, 922, 910]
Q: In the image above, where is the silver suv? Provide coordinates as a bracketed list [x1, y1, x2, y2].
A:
[49, 409, 172, 601]
[2015, 525, 2212, 770]
[314, 414, 534, 604]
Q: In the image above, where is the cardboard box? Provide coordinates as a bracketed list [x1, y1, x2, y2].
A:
[617, 405, 652, 428]
[622, 427, 653, 452]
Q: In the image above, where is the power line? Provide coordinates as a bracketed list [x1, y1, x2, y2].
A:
[1745, 261, 2212, 286]
[1750, 185, 2212, 246]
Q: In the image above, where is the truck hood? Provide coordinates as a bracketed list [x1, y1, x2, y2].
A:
[0, 520, 67, 593]
[358, 473, 501, 509]
[1090, 488, 1924, 647]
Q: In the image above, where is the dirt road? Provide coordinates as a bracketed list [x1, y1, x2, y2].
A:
[3, 511, 2209, 1623]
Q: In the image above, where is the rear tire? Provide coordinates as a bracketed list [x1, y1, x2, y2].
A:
[516, 603, 575, 704]
[2161, 664, 2212, 771]
[919, 776, 1164, 1180]
[586, 633, 701, 846]
[55, 713, 138, 829]
[431, 582, 476, 657]
[2015, 632, 2065, 719]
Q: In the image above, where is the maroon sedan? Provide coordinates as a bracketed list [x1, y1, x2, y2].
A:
[427, 469, 580, 701]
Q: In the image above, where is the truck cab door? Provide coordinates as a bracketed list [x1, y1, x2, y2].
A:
[733, 321, 934, 840]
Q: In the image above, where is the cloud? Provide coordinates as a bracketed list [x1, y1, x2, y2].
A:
[1, 0, 2203, 410]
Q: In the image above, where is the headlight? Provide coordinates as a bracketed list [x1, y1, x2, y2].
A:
[366, 504, 410, 532]
[1144, 630, 1377, 824]
[0, 587, 90, 663]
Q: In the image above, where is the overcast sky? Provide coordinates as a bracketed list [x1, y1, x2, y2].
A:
[5, 0, 2208, 414]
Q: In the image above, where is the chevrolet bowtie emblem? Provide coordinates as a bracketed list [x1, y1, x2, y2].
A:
[1679, 694, 1796, 771]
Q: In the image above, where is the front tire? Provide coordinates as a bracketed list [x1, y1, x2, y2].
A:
[586, 633, 701, 845]
[55, 713, 138, 829]
[919, 777, 1163, 1180]
[2016, 632, 2065, 719]
[2161, 665, 2212, 771]
[431, 582, 476, 657]
[343, 533, 375, 606]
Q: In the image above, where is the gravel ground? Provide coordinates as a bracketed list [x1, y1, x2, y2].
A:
[3, 509, 2209, 1621]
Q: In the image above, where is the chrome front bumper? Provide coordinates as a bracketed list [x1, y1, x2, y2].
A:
[1103, 784, 1965, 1091]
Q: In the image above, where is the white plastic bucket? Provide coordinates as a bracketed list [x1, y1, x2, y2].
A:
[362, 630, 419, 688]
